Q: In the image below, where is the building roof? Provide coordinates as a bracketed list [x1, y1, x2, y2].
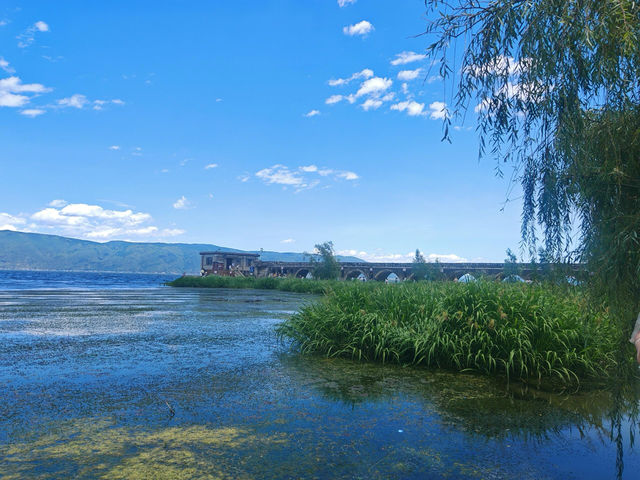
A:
[199, 251, 260, 257]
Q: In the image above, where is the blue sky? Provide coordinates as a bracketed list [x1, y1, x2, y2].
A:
[0, 0, 524, 262]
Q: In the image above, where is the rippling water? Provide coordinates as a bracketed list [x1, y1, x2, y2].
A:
[1, 271, 639, 479]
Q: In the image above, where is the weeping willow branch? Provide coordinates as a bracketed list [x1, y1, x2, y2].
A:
[422, 0, 640, 340]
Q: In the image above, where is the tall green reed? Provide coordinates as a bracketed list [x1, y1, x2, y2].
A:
[277, 281, 619, 386]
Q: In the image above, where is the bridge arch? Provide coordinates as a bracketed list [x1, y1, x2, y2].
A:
[373, 270, 397, 282]
[294, 268, 312, 279]
[344, 269, 367, 281]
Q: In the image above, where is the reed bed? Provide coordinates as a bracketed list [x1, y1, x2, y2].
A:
[276, 281, 618, 385]
[170, 275, 619, 384]
[167, 275, 336, 294]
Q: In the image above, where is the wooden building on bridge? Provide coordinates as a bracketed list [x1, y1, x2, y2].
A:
[200, 251, 260, 276]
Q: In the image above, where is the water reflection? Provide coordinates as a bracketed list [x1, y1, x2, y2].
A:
[280, 353, 636, 439]
[1, 286, 639, 479]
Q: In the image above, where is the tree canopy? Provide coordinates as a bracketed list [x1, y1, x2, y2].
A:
[311, 241, 341, 280]
[503, 248, 520, 277]
[411, 248, 428, 280]
[423, 0, 640, 333]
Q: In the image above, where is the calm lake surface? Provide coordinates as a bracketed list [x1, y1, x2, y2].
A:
[1, 270, 639, 479]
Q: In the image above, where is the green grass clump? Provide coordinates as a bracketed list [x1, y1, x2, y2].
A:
[167, 275, 337, 295]
[276, 281, 618, 385]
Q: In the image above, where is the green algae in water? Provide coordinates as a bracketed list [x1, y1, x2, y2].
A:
[2, 420, 288, 480]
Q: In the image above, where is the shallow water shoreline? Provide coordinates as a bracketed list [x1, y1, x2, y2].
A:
[1, 272, 639, 478]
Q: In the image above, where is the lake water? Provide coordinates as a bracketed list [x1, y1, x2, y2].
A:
[1, 270, 639, 479]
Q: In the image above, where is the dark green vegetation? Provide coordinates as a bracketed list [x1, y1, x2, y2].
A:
[0, 231, 362, 274]
[277, 280, 620, 386]
[411, 248, 443, 281]
[168, 275, 336, 294]
[424, 1, 640, 346]
[308, 241, 340, 280]
[170, 276, 623, 386]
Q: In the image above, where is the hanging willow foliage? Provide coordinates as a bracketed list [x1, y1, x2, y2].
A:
[422, 0, 640, 330]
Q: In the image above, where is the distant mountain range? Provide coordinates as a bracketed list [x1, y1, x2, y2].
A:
[0, 231, 363, 274]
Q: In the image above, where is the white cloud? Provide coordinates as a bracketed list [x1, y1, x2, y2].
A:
[57, 95, 123, 111]
[397, 68, 422, 81]
[304, 109, 320, 117]
[328, 69, 374, 87]
[0, 57, 15, 74]
[255, 164, 359, 192]
[336, 171, 359, 180]
[426, 253, 468, 263]
[466, 55, 527, 78]
[161, 228, 185, 236]
[325, 94, 345, 105]
[343, 20, 373, 36]
[32, 207, 84, 226]
[42, 54, 64, 63]
[0, 212, 26, 231]
[17, 21, 50, 48]
[390, 51, 427, 66]
[281, 238, 295, 244]
[58, 94, 89, 109]
[355, 77, 392, 97]
[84, 225, 183, 239]
[1, 93, 32, 108]
[109, 145, 120, 150]
[31, 204, 147, 232]
[427, 101, 448, 120]
[256, 165, 305, 187]
[391, 100, 426, 116]
[204, 163, 218, 169]
[60, 204, 151, 223]
[337, 249, 467, 263]
[5, 202, 182, 241]
[173, 196, 191, 210]
[338, 0, 356, 6]
[0, 77, 121, 116]
[361, 98, 382, 111]
[337, 250, 413, 263]
[20, 108, 45, 117]
[238, 174, 250, 183]
[474, 98, 491, 113]
[0, 76, 51, 108]
[34, 21, 49, 32]
[474, 79, 545, 114]
[0, 77, 50, 93]
[86, 226, 129, 239]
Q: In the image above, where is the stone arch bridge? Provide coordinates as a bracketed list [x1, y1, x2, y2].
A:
[253, 261, 562, 281]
